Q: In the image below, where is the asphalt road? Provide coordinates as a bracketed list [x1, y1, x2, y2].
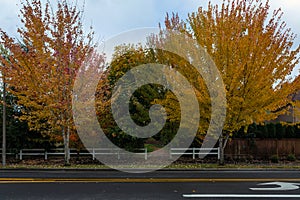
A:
[0, 169, 300, 199]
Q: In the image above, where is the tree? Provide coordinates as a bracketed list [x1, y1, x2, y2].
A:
[95, 45, 177, 150]
[293, 92, 300, 125]
[0, 90, 54, 150]
[159, 0, 300, 164]
[0, 0, 96, 165]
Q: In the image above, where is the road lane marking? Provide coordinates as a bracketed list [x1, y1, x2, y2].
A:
[250, 182, 300, 191]
[1, 178, 300, 183]
[183, 194, 300, 198]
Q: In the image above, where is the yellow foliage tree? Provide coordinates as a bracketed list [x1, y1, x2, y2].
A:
[158, 0, 300, 164]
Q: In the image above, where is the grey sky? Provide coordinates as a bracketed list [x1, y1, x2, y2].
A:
[0, 0, 299, 73]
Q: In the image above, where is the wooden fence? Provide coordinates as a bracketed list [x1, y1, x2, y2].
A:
[225, 138, 300, 159]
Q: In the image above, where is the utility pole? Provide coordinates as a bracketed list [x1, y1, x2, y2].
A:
[2, 78, 6, 166]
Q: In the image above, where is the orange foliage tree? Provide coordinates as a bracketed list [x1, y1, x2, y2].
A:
[0, 0, 98, 165]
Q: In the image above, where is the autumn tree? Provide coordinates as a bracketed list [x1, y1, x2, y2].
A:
[158, 0, 300, 164]
[292, 91, 300, 125]
[0, 0, 97, 165]
[97, 39, 213, 151]
[95, 45, 180, 150]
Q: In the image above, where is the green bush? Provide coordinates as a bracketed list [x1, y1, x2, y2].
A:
[287, 154, 296, 162]
[270, 154, 279, 163]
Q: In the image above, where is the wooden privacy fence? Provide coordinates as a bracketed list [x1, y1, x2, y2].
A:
[225, 138, 300, 159]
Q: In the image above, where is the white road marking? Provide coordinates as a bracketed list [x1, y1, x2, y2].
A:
[250, 182, 300, 191]
[182, 194, 300, 198]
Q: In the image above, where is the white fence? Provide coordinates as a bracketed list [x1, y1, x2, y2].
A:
[1, 147, 220, 161]
[0, 149, 16, 158]
[170, 148, 220, 160]
[17, 148, 148, 160]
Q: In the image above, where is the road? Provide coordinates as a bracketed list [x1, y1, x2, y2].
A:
[0, 169, 300, 199]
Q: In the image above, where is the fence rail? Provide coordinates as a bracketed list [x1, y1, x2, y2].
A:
[170, 148, 220, 160]
[0, 147, 220, 161]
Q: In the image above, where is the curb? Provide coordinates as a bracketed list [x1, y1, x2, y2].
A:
[0, 167, 300, 172]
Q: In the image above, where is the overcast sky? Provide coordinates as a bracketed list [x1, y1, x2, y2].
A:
[0, 0, 299, 73]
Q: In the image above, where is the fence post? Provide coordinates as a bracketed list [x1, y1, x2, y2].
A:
[145, 148, 147, 160]
[92, 148, 95, 160]
[169, 148, 172, 159]
[117, 149, 120, 160]
[45, 151, 47, 160]
[192, 148, 195, 160]
[19, 150, 22, 160]
[198, 148, 201, 158]
[217, 147, 220, 160]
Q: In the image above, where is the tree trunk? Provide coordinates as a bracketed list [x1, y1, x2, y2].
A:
[219, 134, 230, 166]
[63, 126, 70, 166]
[219, 137, 224, 165]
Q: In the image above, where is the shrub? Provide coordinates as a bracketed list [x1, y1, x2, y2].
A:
[270, 154, 279, 163]
[287, 154, 296, 162]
